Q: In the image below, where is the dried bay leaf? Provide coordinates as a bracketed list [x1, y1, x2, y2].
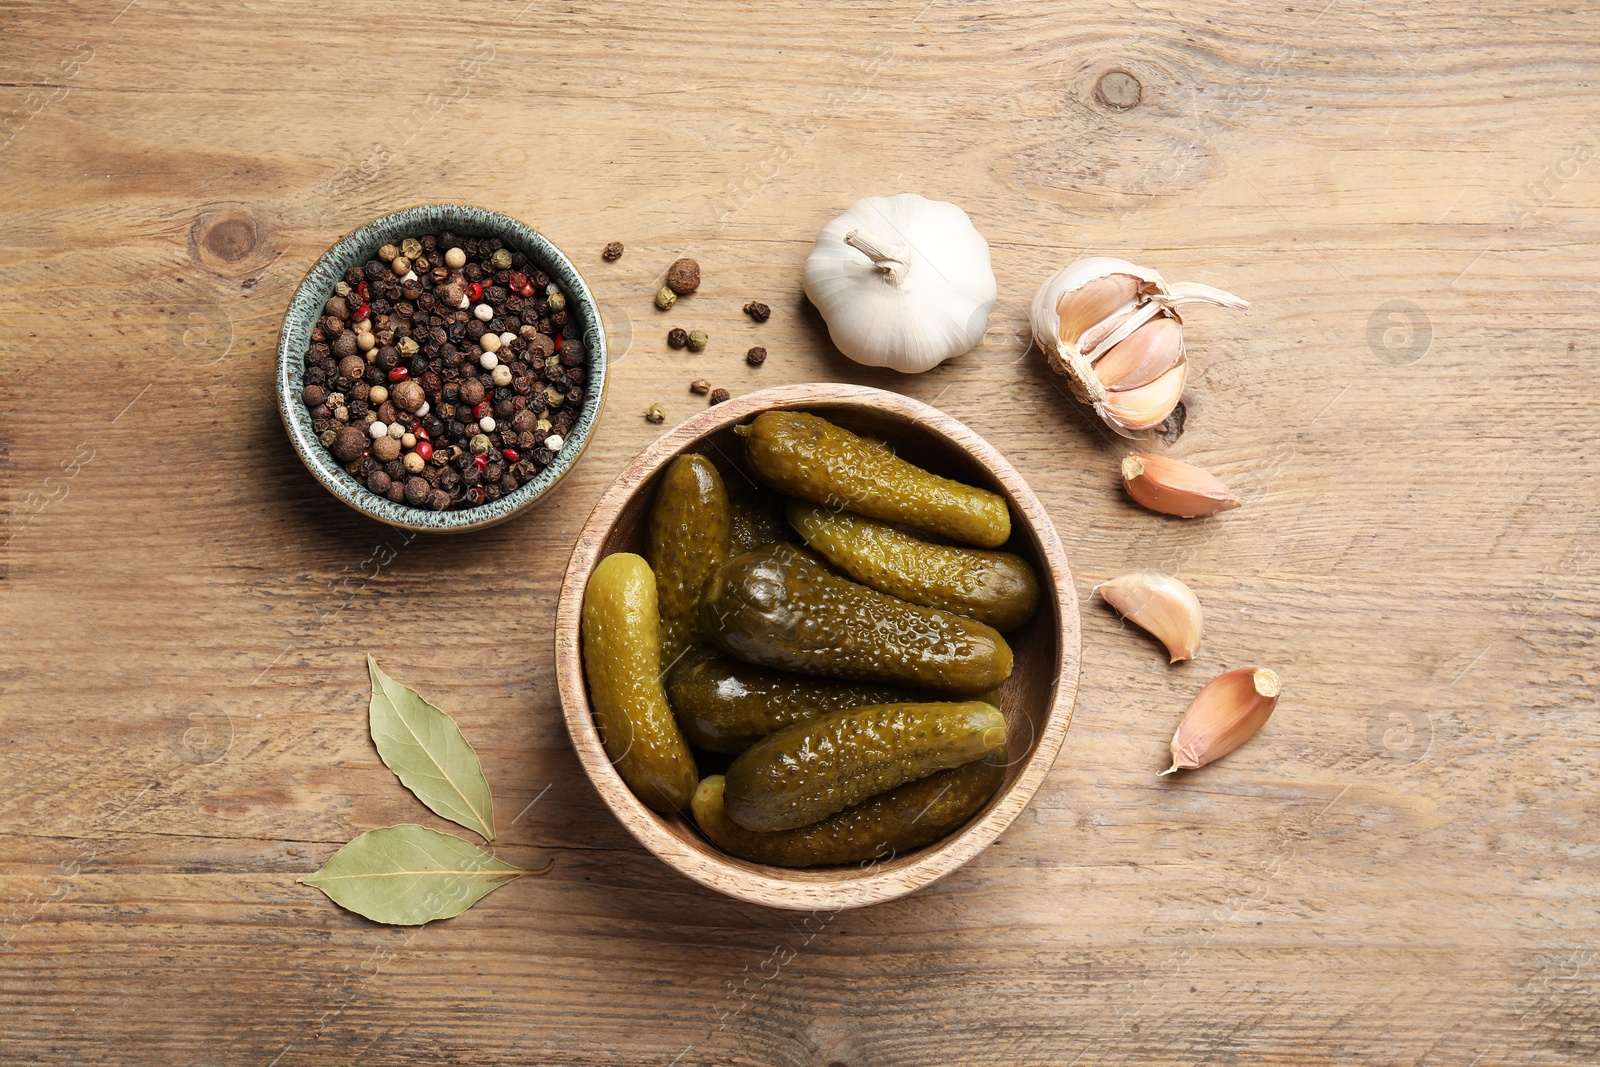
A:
[299, 824, 524, 925]
[367, 655, 496, 841]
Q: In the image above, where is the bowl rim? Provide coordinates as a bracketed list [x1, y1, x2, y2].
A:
[554, 382, 1082, 910]
[275, 202, 608, 533]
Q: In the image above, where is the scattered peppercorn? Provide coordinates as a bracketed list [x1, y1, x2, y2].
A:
[665, 258, 701, 295]
[602, 241, 624, 261]
[686, 329, 708, 353]
[299, 231, 587, 510]
[655, 286, 677, 311]
[709, 388, 730, 405]
[667, 327, 689, 349]
[645, 403, 666, 424]
[743, 301, 771, 322]
[690, 379, 711, 395]
[746, 346, 767, 366]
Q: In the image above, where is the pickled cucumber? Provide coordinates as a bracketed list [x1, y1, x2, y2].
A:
[728, 490, 796, 553]
[666, 647, 928, 754]
[581, 553, 698, 812]
[698, 545, 1014, 696]
[692, 760, 1004, 867]
[736, 411, 1011, 548]
[647, 454, 730, 669]
[723, 701, 1007, 831]
[788, 502, 1040, 631]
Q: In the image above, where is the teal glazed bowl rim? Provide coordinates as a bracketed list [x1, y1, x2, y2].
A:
[275, 203, 608, 533]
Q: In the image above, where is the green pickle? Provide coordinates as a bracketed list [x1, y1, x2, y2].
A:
[666, 647, 928, 754]
[580, 553, 698, 813]
[788, 501, 1040, 631]
[722, 701, 1007, 831]
[698, 545, 1014, 696]
[728, 490, 797, 554]
[692, 760, 1004, 868]
[647, 454, 730, 669]
[736, 411, 1011, 548]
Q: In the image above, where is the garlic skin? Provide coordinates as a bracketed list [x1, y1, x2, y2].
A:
[1096, 572, 1203, 662]
[1030, 257, 1247, 436]
[1121, 453, 1241, 518]
[803, 193, 998, 373]
[1162, 667, 1281, 775]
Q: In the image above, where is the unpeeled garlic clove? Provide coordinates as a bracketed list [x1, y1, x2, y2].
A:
[1100, 363, 1188, 432]
[1121, 453, 1241, 517]
[1162, 667, 1281, 774]
[1096, 572, 1203, 662]
[1030, 256, 1247, 438]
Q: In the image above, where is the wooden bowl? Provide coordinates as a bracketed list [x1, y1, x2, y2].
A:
[554, 383, 1081, 910]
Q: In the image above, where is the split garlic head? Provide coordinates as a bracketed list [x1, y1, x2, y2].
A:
[803, 193, 998, 374]
[1030, 256, 1248, 437]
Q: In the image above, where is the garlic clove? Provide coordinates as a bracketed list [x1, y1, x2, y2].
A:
[1121, 453, 1241, 517]
[1096, 572, 1203, 662]
[1094, 317, 1185, 392]
[1100, 362, 1187, 431]
[1057, 272, 1142, 350]
[1162, 667, 1280, 774]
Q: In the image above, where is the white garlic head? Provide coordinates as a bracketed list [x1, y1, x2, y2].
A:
[803, 193, 998, 374]
[1030, 256, 1247, 437]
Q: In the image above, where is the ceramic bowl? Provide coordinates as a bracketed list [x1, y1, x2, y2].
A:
[276, 203, 607, 533]
[554, 383, 1081, 910]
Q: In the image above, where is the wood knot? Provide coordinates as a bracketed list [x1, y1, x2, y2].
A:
[190, 204, 272, 278]
[1094, 69, 1142, 109]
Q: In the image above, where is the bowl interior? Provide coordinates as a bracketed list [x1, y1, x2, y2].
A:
[560, 385, 1079, 909]
[276, 203, 607, 533]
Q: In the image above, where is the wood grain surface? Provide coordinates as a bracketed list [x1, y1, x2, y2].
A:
[2, 1, 1597, 1064]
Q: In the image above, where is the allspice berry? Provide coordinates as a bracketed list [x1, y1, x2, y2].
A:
[371, 435, 401, 462]
[332, 425, 368, 463]
[392, 379, 426, 412]
[457, 378, 486, 406]
[667, 327, 689, 349]
[665, 257, 700, 295]
[403, 476, 431, 506]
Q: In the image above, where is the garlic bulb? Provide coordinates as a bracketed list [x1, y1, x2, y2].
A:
[803, 193, 997, 373]
[1030, 257, 1247, 436]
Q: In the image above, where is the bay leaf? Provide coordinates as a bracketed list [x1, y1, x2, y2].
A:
[367, 655, 496, 841]
[299, 824, 524, 925]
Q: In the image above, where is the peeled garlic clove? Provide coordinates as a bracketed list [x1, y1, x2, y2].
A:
[1094, 317, 1185, 392]
[1096, 572, 1203, 662]
[1121, 453, 1241, 517]
[1100, 362, 1188, 432]
[1162, 667, 1281, 774]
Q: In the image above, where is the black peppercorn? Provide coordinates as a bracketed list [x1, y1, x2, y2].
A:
[709, 388, 730, 405]
[746, 346, 767, 366]
[667, 327, 688, 349]
[602, 241, 624, 261]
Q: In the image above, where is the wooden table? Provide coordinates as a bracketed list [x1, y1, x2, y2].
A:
[3, 1, 1596, 1063]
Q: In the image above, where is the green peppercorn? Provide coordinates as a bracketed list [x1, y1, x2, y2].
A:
[547, 292, 566, 312]
[655, 286, 677, 311]
[492, 249, 513, 270]
[645, 403, 666, 424]
[687, 329, 708, 353]
[397, 337, 419, 356]
[469, 434, 492, 455]
[400, 238, 422, 260]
